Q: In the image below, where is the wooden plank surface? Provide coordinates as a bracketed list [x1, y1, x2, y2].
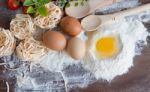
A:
[0, 0, 150, 92]
[71, 0, 150, 92]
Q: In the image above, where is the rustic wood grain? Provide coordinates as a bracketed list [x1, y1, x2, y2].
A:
[0, 0, 150, 92]
[70, 1, 150, 92]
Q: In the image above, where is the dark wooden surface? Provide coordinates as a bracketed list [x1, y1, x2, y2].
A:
[1, 0, 150, 92]
[71, 0, 150, 92]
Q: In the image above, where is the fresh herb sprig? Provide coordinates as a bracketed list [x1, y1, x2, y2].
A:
[23, 0, 88, 16]
[23, 0, 51, 16]
[65, 0, 88, 7]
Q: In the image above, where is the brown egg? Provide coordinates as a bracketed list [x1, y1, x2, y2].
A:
[43, 30, 66, 51]
[60, 16, 82, 36]
[67, 37, 86, 60]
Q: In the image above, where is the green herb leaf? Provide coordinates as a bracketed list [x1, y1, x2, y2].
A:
[42, 0, 50, 4]
[32, 0, 38, 3]
[23, 0, 34, 6]
[66, 3, 70, 8]
[74, 2, 78, 7]
[27, 6, 35, 14]
[38, 0, 50, 5]
[37, 6, 48, 16]
[81, 1, 84, 6]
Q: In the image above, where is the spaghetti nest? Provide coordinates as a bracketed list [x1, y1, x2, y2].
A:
[16, 37, 49, 62]
[0, 28, 16, 57]
[34, 3, 62, 29]
[10, 14, 35, 40]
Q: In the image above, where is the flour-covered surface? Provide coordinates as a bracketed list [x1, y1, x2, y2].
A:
[1, 0, 150, 92]
[83, 18, 149, 81]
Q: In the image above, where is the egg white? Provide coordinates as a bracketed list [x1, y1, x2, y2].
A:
[88, 25, 123, 60]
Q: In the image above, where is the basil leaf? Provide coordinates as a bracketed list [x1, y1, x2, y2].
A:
[74, 2, 78, 7]
[43, 0, 50, 4]
[23, 0, 34, 6]
[27, 6, 35, 14]
[38, 0, 50, 5]
[81, 1, 84, 6]
[32, 0, 38, 3]
[37, 6, 48, 16]
[66, 3, 70, 8]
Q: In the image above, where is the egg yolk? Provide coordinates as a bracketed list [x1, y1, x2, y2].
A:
[96, 36, 119, 59]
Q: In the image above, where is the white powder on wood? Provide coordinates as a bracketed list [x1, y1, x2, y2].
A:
[83, 18, 149, 81]
[6, 0, 150, 91]
[36, 17, 149, 83]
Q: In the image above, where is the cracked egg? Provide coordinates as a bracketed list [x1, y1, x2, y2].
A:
[88, 33, 122, 60]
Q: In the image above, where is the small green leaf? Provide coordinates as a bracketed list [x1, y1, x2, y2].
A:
[38, 0, 50, 5]
[74, 2, 78, 7]
[42, 0, 50, 4]
[27, 6, 35, 14]
[81, 1, 84, 6]
[23, 0, 34, 6]
[66, 3, 70, 8]
[32, 0, 38, 3]
[37, 6, 48, 16]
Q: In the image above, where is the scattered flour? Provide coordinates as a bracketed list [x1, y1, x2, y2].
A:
[83, 18, 149, 81]
[21, 6, 150, 92]
[37, 17, 149, 82]
[1, 0, 150, 91]
[36, 15, 150, 82]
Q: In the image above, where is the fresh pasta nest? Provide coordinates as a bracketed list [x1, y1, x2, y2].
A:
[4, 3, 62, 62]
[0, 28, 16, 57]
[16, 37, 49, 62]
[34, 3, 62, 29]
[10, 14, 35, 40]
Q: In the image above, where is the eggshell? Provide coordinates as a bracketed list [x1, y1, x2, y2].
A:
[60, 16, 82, 36]
[67, 37, 86, 60]
[43, 30, 66, 51]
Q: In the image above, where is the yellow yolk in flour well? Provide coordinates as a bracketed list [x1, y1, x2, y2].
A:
[96, 36, 119, 59]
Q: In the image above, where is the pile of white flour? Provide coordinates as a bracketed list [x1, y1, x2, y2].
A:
[83, 18, 149, 81]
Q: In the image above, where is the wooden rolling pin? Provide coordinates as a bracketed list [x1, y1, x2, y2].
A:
[65, 0, 122, 19]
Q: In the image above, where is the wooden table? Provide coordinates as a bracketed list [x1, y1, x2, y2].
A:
[0, 0, 150, 92]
